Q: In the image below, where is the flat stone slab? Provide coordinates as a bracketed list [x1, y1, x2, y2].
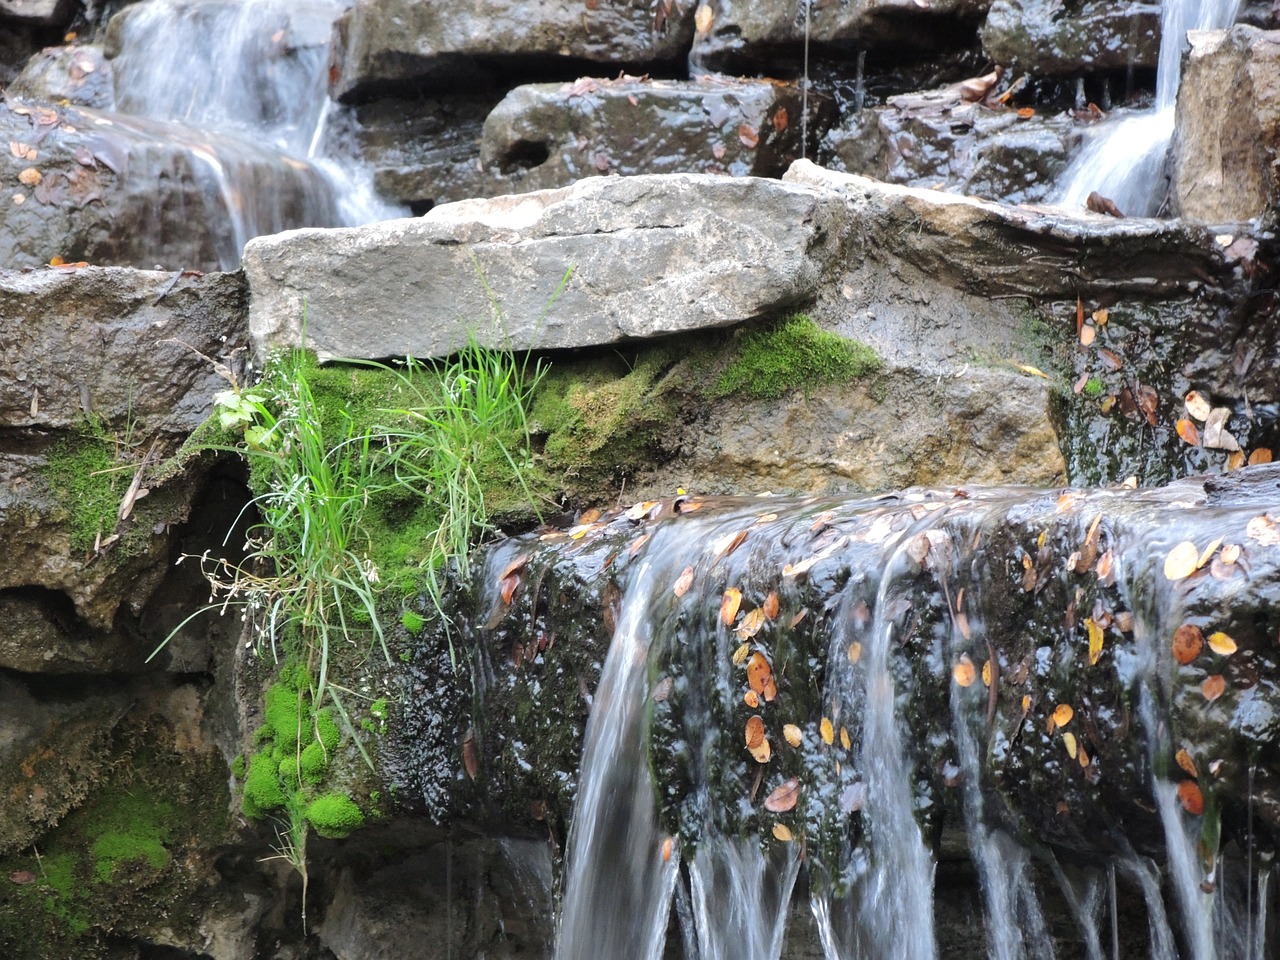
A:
[245, 173, 846, 360]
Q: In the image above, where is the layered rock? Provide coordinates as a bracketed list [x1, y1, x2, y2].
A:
[1170, 24, 1280, 223]
[981, 0, 1162, 76]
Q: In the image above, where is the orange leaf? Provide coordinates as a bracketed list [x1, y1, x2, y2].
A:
[745, 715, 765, 748]
[746, 652, 773, 697]
[820, 717, 834, 745]
[1201, 674, 1226, 702]
[1080, 324, 1096, 346]
[772, 107, 788, 133]
[1172, 624, 1204, 665]
[1017, 106, 1035, 118]
[1053, 704, 1074, 728]
[1249, 448, 1273, 465]
[1075, 295, 1084, 336]
[737, 607, 766, 639]
[500, 573, 520, 604]
[673, 566, 694, 597]
[771, 823, 793, 842]
[952, 655, 976, 687]
[721, 587, 742, 626]
[1176, 418, 1201, 446]
[662, 837, 674, 862]
[762, 590, 780, 620]
[1178, 780, 1204, 816]
[847, 641, 862, 664]
[744, 690, 760, 708]
[738, 123, 759, 148]
[1175, 748, 1198, 779]
[713, 528, 748, 559]
[764, 778, 800, 812]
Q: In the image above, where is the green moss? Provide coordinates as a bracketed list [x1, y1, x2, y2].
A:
[92, 833, 169, 883]
[711, 314, 882, 401]
[242, 750, 287, 819]
[1083, 377, 1103, 398]
[230, 754, 246, 779]
[263, 682, 304, 752]
[314, 709, 341, 751]
[304, 793, 365, 839]
[299, 741, 329, 784]
[401, 610, 425, 634]
[42, 421, 123, 553]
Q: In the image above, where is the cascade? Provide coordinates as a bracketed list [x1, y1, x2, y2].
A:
[101, 0, 401, 268]
[1052, 0, 1242, 217]
[463, 473, 1280, 959]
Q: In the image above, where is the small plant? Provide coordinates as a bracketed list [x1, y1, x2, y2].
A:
[712, 313, 882, 400]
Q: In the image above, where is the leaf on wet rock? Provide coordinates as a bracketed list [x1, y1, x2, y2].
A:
[17, 167, 41, 186]
[1176, 418, 1201, 446]
[820, 717, 834, 745]
[981, 660, 992, 687]
[744, 690, 760, 707]
[745, 715, 765, 748]
[773, 108, 789, 133]
[499, 572, 520, 604]
[1202, 407, 1240, 451]
[771, 823, 793, 842]
[847, 641, 862, 664]
[952, 654, 976, 687]
[694, 2, 714, 33]
[1099, 348, 1123, 372]
[783, 723, 803, 747]
[839, 726, 851, 750]
[732, 642, 751, 665]
[1172, 624, 1204, 665]
[1220, 543, 1241, 565]
[1247, 513, 1280, 546]
[713, 528, 748, 559]
[721, 587, 742, 626]
[746, 651, 776, 701]
[749, 737, 772, 763]
[1207, 631, 1237, 656]
[1175, 748, 1199, 779]
[1079, 324, 1095, 346]
[1196, 537, 1222, 570]
[462, 730, 479, 780]
[1163, 541, 1199, 581]
[673, 566, 695, 597]
[1062, 731, 1078, 759]
[652, 676, 674, 702]
[1185, 390, 1212, 422]
[1086, 617, 1104, 665]
[764, 778, 800, 812]
[738, 123, 759, 149]
[1178, 780, 1205, 816]
[1087, 192, 1124, 218]
[1052, 703, 1074, 729]
[1250, 448, 1274, 465]
[736, 607, 765, 639]
[762, 590, 780, 621]
[1201, 674, 1226, 702]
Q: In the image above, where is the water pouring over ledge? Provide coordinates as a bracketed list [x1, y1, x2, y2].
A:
[426, 467, 1280, 959]
[1052, 0, 1243, 217]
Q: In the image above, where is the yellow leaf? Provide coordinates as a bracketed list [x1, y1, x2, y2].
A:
[1063, 731, 1078, 759]
[1086, 618, 1104, 665]
[771, 823, 793, 842]
[839, 726, 851, 750]
[1053, 704, 1074, 728]
[749, 739, 772, 763]
[952, 655, 976, 687]
[694, 2, 714, 33]
[721, 588, 742, 626]
[1207, 631, 1237, 656]
[1196, 537, 1223, 570]
[783, 724, 802, 747]
[1163, 541, 1199, 580]
[981, 660, 991, 687]
[732, 642, 751, 665]
[820, 717, 834, 745]
[736, 607, 766, 639]
[847, 641, 862, 664]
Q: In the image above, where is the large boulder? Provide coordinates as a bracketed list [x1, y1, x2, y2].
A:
[1170, 25, 1280, 223]
[244, 173, 846, 360]
[328, 0, 699, 103]
[980, 0, 1161, 76]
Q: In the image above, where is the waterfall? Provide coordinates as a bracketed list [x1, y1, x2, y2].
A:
[1052, 0, 1242, 217]
[104, 0, 403, 268]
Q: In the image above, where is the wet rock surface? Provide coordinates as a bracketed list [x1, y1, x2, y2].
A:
[981, 0, 1161, 76]
[8, 44, 113, 109]
[1171, 24, 1280, 223]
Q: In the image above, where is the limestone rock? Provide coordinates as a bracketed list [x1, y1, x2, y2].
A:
[981, 0, 1161, 76]
[8, 44, 114, 109]
[329, 0, 698, 103]
[478, 76, 828, 196]
[821, 86, 1073, 204]
[1170, 25, 1280, 223]
[244, 173, 845, 360]
[690, 0, 988, 73]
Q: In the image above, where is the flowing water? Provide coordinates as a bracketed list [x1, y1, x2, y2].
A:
[103, 0, 403, 267]
[477, 478, 1280, 959]
[1052, 0, 1242, 216]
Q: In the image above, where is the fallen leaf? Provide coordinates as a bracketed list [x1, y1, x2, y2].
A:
[694, 2, 714, 33]
[746, 652, 774, 699]
[1087, 192, 1124, 218]
[737, 608, 766, 639]
[820, 717, 834, 745]
[1185, 390, 1212, 421]
[952, 655, 977, 687]
[1220, 543, 1241, 565]
[732, 642, 751, 665]
[789, 608, 809, 628]
[1017, 106, 1035, 118]
[764, 778, 800, 812]
[745, 715, 765, 748]
[783, 724, 802, 747]
[1202, 407, 1240, 451]
[18, 167, 42, 186]
[1227, 450, 1246, 471]
[721, 587, 743, 626]
[738, 123, 759, 149]
[673, 566, 695, 596]
[1250, 448, 1273, 465]
[1195, 537, 1223, 571]
[847, 641, 862, 664]
[1172, 624, 1204, 665]
[462, 731, 479, 780]
[981, 660, 992, 687]
[1176, 418, 1201, 446]
[744, 690, 760, 707]
[839, 726, 851, 750]
[1201, 674, 1226, 702]
[956, 67, 1001, 102]
[1092, 308, 1109, 325]
[783, 536, 847, 577]
[1053, 704, 1074, 728]
[1175, 748, 1199, 779]
[749, 738, 772, 763]
[1096, 549, 1114, 585]
[653, 677, 674, 702]
[1063, 731, 1078, 759]
[1075, 295, 1084, 335]
[772, 823, 794, 842]
[762, 590, 780, 620]
[628, 533, 651, 557]
[1086, 617, 1104, 665]
[1207, 631, 1237, 656]
[1099, 349, 1123, 372]
[773, 107, 788, 133]
[1080, 324, 1096, 346]
[712, 142, 726, 160]
[500, 572, 520, 604]
[662, 837, 674, 862]
[1178, 780, 1204, 816]
[1163, 542, 1200, 581]
[1246, 513, 1280, 546]
[713, 528, 748, 559]
[8, 871, 35, 884]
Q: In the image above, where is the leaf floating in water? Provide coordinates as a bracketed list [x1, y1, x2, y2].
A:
[820, 717, 835, 745]
[694, 2, 714, 33]
[1176, 418, 1201, 446]
[771, 823, 794, 842]
[745, 715, 765, 749]
[1175, 748, 1199, 779]
[1178, 780, 1205, 816]
[713, 528, 748, 559]
[847, 641, 862, 664]
[737, 607, 766, 638]
[1207, 631, 1237, 656]
[1172, 624, 1204, 665]
[783, 723, 803, 747]
[1201, 675, 1226, 702]
[1062, 731, 1078, 759]
[732, 642, 751, 665]
[673, 566, 695, 597]
[1163, 542, 1200, 581]
[783, 536, 848, 577]
[1086, 617, 1104, 665]
[721, 587, 742, 626]
[1184, 390, 1212, 421]
[762, 590, 780, 621]
[952, 654, 977, 687]
[764, 778, 800, 812]
[1246, 513, 1280, 546]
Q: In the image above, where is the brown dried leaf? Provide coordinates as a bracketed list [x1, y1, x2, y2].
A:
[745, 715, 766, 748]
[1172, 624, 1204, 665]
[773, 107, 788, 133]
[738, 123, 759, 149]
[1087, 192, 1124, 218]
[721, 587, 743, 626]
[714, 528, 748, 559]
[1201, 674, 1226, 702]
[499, 572, 520, 605]
[1176, 418, 1201, 446]
[1175, 748, 1199, 779]
[762, 590, 780, 620]
[462, 731, 479, 780]
[764, 778, 800, 812]
[673, 566, 695, 597]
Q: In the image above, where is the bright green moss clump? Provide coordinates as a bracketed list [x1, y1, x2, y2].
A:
[713, 314, 882, 401]
[242, 751, 287, 818]
[401, 610, 426, 634]
[305, 793, 365, 839]
[42, 425, 122, 552]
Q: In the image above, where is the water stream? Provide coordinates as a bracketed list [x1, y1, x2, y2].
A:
[478, 480, 1280, 959]
[1052, 0, 1242, 216]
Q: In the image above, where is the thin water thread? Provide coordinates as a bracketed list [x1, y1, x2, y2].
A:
[800, 0, 810, 160]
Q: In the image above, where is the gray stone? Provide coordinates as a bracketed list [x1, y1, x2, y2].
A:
[329, 0, 699, 103]
[245, 173, 846, 361]
[690, 0, 989, 73]
[1170, 25, 1280, 223]
[8, 44, 115, 109]
[0, 0, 73, 26]
[981, 0, 1161, 76]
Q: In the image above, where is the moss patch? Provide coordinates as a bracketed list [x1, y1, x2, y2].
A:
[711, 314, 882, 400]
[304, 793, 365, 839]
[42, 421, 124, 553]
